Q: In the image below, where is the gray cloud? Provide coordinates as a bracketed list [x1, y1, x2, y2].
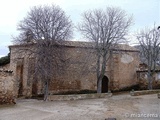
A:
[0, 0, 159, 49]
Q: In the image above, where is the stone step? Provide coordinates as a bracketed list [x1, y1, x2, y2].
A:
[48, 93, 112, 101]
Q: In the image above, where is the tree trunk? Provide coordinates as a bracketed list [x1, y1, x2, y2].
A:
[97, 75, 103, 93]
[147, 70, 152, 90]
[96, 53, 101, 93]
[44, 79, 49, 101]
[96, 53, 108, 93]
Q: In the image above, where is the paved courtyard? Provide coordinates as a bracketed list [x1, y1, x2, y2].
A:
[0, 93, 160, 120]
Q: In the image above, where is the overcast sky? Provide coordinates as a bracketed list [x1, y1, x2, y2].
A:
[0, 0, 159, 57]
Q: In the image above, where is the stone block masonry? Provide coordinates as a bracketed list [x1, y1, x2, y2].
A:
[0, 70, 16, 104]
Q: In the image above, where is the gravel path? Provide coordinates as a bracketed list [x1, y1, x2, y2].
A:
[0, 93, 159, 120]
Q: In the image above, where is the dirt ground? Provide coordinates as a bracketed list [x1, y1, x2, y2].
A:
[0, 93, 160, 120]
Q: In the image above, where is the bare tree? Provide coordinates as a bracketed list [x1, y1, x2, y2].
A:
[78, 7, 132, 93]
[35, 40, 68, 100]
[13, 4, 73, 100]
[13, 5, 72, 43]
[137, 26, 160, 90]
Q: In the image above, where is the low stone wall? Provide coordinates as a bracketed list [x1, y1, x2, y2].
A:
[138, 76, 160, 90]
[130, 89, 160, 96]
[48, 93, 112, 101]
[0, 70, 16, 104]
[158, 93, 160, 99]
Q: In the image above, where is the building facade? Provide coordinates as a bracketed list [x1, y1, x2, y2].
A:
[9, 41, 140, 97]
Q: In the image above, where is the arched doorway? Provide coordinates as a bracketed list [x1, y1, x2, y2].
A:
[102, 76, 109, 93]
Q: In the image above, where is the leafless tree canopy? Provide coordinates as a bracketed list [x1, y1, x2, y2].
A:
[35, 40, 65, 79]
[78, 7, 132, 93]
[137, 26, 160, 89]
[13, 4, 73, 44]
[78, 7, 132, 45]
[13, 4, 73, 100]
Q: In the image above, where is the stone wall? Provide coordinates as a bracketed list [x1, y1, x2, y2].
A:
[48, 46, 97, 94]
[137, 72, 160, 90]
[0, 64, 10, 70]
[109, 45, 140, 91]
[0, 70, 16, 104]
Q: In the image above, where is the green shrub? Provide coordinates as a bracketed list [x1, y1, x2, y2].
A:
[0, 53, 10, 66]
